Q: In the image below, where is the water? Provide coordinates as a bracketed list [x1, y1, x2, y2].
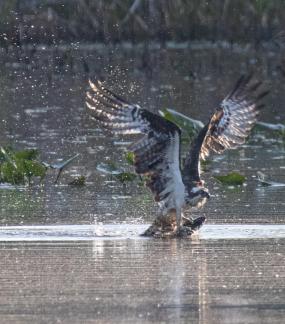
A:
[0, 224, 285, 241]
[0, 44, 284, 323]
[0, 44, 284, 226]
[0, 238, 284, 323]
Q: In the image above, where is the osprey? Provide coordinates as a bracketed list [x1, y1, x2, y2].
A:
[86, 76, 267, 238]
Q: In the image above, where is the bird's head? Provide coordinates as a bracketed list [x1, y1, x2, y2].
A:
[187, 182, 210, 208]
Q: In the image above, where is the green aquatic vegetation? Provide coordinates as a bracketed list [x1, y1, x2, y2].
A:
[69, 176, 86, 186]
[0, 147, 46, 185]
[125, 151, 135, 165]
[159, 109, 203, 141]
[13, 148, 39, 161]
[255, 122, 285, 132]
[253, 122, 285, 140]
[97, 161, 139, 184]
[214, 172, 246, 186]
[0, 147, 80, 186]
[115, 172, 137, 183]
[200, 159, 212, 172]
[256, 171, 285, 187]
[42, 153, 80, 184]
[96, 162, 123, 175]
[0, 189, 45, 222]
[102, 110, 283, 186]
[161, 110, 285, 147]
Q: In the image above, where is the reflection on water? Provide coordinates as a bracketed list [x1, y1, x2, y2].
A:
[0, 238, 283, 323]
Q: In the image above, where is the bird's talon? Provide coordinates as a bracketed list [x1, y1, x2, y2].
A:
[141, 216, 206, 238]
[175, 226, 194, 238]
[191, 216, 206, 231]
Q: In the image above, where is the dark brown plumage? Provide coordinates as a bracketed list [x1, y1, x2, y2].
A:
[86, 80, 182, 208]
[86, 76, 268, 237]
[182, 75, 268, 188]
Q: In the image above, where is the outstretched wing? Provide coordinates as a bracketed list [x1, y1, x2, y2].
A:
[200, 75, 268, 159]
[183, 75, 268, 185]
[86, 81, 185, 210]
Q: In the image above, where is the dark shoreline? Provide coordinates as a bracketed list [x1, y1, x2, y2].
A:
[1, 1, 285, 46]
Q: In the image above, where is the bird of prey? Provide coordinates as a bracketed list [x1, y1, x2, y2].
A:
[86, 76, 267, 238]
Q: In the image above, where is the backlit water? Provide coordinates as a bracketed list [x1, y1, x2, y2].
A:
[0, 43, 284, 323]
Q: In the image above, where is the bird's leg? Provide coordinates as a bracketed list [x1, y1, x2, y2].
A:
[140, 215, 162, 237]
[175, 207, 182, 229]
[141, 211, 176, 237]
[175, 210, 194, 238]
[175, 209, 183, 234]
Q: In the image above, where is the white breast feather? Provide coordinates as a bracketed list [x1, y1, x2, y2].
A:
[158, 132, 185, 214]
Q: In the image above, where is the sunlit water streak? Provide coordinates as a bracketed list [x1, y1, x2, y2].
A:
[0, 224, 285, 241]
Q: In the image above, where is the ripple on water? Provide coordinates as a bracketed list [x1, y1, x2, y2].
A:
[0, 224, 285, 241]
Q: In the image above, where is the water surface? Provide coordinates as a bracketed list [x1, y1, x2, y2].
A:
[0, 44, 284, 226]
[0, 238, 284, 323]
[0, 44, 284, 323]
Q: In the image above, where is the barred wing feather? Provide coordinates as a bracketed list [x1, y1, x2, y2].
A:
[182, 75, 268, 186]
[200, 75, 268, 160]
[86, 81, 185, 210]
